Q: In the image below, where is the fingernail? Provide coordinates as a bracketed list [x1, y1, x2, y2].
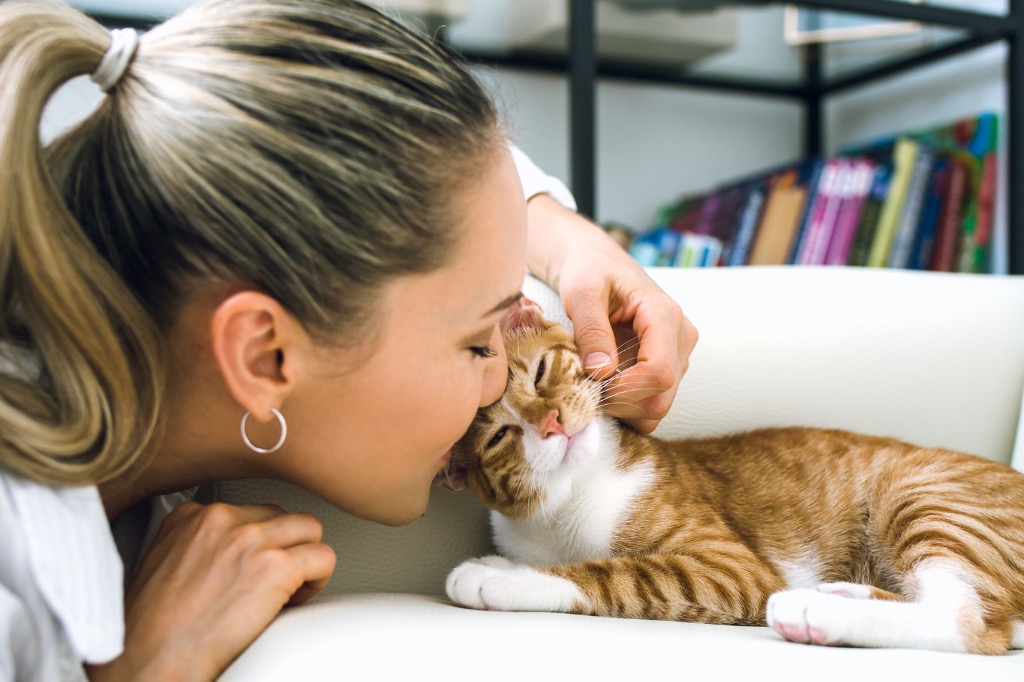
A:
[584, 352, 611, 370]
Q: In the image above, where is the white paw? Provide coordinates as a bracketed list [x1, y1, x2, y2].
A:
[446, 557, 584, 613]
[766, 589, 852, 646]
[463, 555, 517, 570]
[813, 582, 873, 600]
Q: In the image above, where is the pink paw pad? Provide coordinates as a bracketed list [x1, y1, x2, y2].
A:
[775, 621, 810, 644]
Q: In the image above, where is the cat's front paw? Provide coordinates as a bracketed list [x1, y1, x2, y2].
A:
[446, 557, 584, 613]
[766, 589, 851, 646]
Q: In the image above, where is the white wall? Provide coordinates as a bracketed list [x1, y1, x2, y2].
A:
[476, 67, 803, 230]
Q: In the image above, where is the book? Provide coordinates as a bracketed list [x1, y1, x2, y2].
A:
[967, 142, 998, 272]
[930, 155, 968, 272]
[856, 113, 999, 273]
[635, 111, 998, 273]
[825, 158, 875, 266]
[866, 138, 919, 268]
[725, 181, 767, 266]
[710, 182, 751, 264]
[888, 145, 936, 269]
[748, 167, 807, 265]
[846, 164, 891, 267]
[796, 158, 847, 265]
[785, 158, 827, 264]
[908, 156, 948, 271]
[905, 113, 998, 272]
[673, 232, 722, 268]
[629, 227, 681, 266]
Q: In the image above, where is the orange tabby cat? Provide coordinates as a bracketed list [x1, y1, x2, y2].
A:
[442, 299, 1024, 655]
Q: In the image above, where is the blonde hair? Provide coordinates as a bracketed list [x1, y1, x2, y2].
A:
[0, 0, 501, 486]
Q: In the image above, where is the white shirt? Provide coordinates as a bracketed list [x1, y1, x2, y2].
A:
[510, 145, 578, 212]
[0, 145, 575, 681]
[0, 471, 123, 681]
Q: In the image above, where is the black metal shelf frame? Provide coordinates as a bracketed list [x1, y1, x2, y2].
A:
[558, 0, 1023, 274]
[86, 2, 1023, 273]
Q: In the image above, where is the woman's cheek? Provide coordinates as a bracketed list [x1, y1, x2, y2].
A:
[479, 351, 508, 407]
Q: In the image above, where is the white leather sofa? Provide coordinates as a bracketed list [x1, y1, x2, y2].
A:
[213, 266, 1024, 681]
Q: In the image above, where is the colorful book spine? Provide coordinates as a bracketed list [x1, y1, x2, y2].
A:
[929, 157, 967, 272]
[909, 157, 948, 270]
[867, 138, 918, 268]
[846, 164, 890, 267]
[963, 113, 998, 272]
[747, 169, 806, 266]
[673, 233, 722, 268]
[726, 184, 767, 266]
[785, 159, 826, 265]
[967, 151, 997, 272]
[796, 159, 846, 266]
[825, 159, 874, 266]
[637, 112, 997, 273]
[888, 146, 936, 269]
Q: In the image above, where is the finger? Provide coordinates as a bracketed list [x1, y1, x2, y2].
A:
[234, 503, 290, 521]
[620, 417, 660, 436]
[563, 283, 619, 379]
[284, 543, 337, 607]
[604, 343, 680, 414]
[252, 512, 325, 550]
[601, 367, 676, 423]
[158, 501, 285, 540]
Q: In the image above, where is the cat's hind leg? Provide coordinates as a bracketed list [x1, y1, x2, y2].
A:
[766, 561, 1014, 654]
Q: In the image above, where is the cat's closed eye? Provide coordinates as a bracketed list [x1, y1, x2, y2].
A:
[535, 357, 546, 386]
[487, 426, 510, 449]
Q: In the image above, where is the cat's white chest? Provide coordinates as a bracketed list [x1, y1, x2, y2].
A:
[491, 420, 654, 565]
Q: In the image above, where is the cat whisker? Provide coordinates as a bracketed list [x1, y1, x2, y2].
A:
[596, 371, 661, 385]
[614, 336, 642, 356]
[600, 385, 663, 398]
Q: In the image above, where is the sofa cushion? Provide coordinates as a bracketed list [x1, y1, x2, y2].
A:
[220, 593, 1024, 680]
[208, 266, 1024, 599]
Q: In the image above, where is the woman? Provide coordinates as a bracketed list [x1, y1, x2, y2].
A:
[0, 0, 697, 679]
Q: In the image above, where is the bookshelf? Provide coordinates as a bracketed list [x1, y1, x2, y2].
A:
[454, 0, 1022, 275]
[83, 1, 1022, 274]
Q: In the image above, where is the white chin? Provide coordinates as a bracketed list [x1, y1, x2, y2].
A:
[564, 420, 599, 464]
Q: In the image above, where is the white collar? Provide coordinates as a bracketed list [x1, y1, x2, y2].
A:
[3, 470, 124, 663]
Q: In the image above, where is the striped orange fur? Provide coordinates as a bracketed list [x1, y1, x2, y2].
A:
[446, 306, 1024, 654]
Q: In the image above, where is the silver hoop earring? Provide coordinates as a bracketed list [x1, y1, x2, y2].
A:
[240, 407, 287, 454]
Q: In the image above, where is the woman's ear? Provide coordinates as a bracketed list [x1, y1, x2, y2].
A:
[209, 291, 306, 421]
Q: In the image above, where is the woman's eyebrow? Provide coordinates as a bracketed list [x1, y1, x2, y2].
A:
[482, 291, 524, 318]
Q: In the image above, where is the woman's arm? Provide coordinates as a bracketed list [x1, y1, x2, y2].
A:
[510, 146, 698, 435]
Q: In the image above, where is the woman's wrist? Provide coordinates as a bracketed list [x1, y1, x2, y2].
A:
[525, 194, 627, 291]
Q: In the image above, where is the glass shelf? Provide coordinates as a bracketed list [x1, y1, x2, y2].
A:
[445, 1, 1011, 95]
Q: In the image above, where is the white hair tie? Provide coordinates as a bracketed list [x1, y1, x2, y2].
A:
[91, 28, 139, 92]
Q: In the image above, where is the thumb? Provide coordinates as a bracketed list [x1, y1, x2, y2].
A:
[566, 291, 618, 379]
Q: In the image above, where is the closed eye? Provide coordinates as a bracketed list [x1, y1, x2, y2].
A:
[535, 356, 546, 386]
[470, 345, 497, 359]
[487, 426, 510, 449]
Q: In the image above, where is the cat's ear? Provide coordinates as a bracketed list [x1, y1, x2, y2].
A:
[500, 295, 548, 334]
[434, 459, 467, 493]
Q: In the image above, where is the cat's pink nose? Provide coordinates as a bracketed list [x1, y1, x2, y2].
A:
[539, 409, 565, 439]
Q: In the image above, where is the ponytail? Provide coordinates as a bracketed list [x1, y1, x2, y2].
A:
[0, 2, 164, 486]
[1, 0, 501, 485]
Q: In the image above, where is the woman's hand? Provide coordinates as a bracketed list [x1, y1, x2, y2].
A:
[526, 195, 698, 435]
[87, 502, 336, 682]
